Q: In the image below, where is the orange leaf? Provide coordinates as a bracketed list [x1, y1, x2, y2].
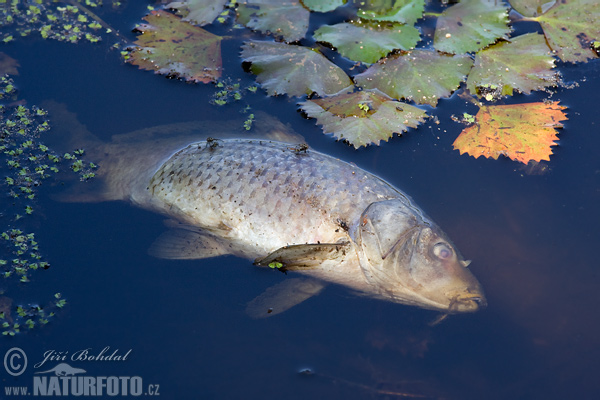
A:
[452, 102, 567, 164]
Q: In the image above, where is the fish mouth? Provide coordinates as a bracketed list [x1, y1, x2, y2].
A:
[447, 291, 487, 313]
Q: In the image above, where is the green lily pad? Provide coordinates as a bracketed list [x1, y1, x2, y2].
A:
[313, 21, 419, 63]
[237, 0, 310, 42]
[466, 33, 558, 99]
[509, 0, 557, 17]
[433, 0, 511, 54]
[302, 0, 347, 13]
[127, 10, 223, 83]
[357, 0, 425, 25]
[533, 0, 600, 63]
[166, 0, 228, 26]
[354, 50, 473, 106]
[241, 41, 353, 97]
[299, 90, 427, 148]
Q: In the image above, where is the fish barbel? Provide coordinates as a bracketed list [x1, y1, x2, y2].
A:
[49, 103, 485, 316]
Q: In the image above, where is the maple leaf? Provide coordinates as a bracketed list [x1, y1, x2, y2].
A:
[240, 41, 353, 97]
[452, 102, 567, 164]
[299, 90, 427, 148]
[127, 10, 222, 83]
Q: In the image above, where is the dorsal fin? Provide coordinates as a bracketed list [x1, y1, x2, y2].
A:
[110, 111, 304, 144]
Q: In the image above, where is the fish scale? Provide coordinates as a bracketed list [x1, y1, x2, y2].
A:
[148, 139, 407, 255]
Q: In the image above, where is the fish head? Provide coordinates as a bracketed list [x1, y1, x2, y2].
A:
[355, 199, 486, 313]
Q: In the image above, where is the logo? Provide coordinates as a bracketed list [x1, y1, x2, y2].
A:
[2, 347, 161, 396]
[4, 347, 27, 376]
[35, 363, 86, 376]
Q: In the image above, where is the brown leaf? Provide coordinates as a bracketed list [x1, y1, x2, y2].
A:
[452, 102, 567, 164]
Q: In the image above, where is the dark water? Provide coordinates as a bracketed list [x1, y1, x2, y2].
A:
[1, 3, 600, 399]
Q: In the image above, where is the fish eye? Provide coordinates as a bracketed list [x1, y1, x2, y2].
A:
[433, 242, 453, 259]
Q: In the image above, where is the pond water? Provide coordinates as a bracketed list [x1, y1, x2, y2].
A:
[1, 2, 599, 399]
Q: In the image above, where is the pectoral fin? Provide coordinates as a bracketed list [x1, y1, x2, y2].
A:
[254, 241, 350, 270]
[246, 278, 326, 318]
[148, 229, 232, 260]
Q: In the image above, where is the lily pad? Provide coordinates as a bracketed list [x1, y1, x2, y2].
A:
[299, 90, 427, 148]
[302, 0, 347, 13]
[357, 0, 425, 25]
[509, 0, 557, 17]
[533, 0, 600, 63]
[166, 0, 228, 26]
[313, 21, 420, 63]
[354, 50, 473, 106]
[433, 0, 511, 54]
[466, 33, 558, 99]
[452, 101, 567, 164]
[241, 41, 353, 97]
[127, 10, 223, 83]
[237, 0, 310, 42]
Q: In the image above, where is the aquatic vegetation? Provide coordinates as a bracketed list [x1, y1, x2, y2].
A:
[313, 21, 420, 64]
[512, 0, 600, 63]
[299, 90, 427, 147]
[466, 33, 559, 100]
[357, 0, 425, 25]
[127, 10, 223, 83]
[166, 0, 229, 26]
[354, 50, 474, 107]
[236, 0, 310, 42]
[452, 102, 567, 163]
[0, 293, 65, 336]
[433, 0, 511, 54]
[0, 75, 94, 335]
[241, 41, 353, 97]
[0, 0, 122, 44]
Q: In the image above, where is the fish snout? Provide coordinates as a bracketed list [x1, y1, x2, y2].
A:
[447, 289, 487, 313]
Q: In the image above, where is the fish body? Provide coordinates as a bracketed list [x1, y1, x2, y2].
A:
[50, 104, 485, 315]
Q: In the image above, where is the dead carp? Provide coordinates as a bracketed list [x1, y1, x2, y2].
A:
[48, 103, 485, 317]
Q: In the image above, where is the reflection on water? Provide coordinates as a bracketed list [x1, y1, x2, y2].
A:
[1, 3, 599, 399]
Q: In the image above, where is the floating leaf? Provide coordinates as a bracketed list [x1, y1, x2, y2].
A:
[241, 41, 353, 97]
[166, 0, 228, 26]
[357, 0, 425, 25]
[355, 50, 473, 106]
[452, 102, 567, 164]
[299, 90, 427, 148]
[509, 0, 557, 17]
[313, 21, 419, 63]
[433, 0, 510, 54]
[302, 0, 347, 13]
[466, 33, 558, 99]
[532, 0, 600, 63]
[237, 0, 309, 42]
[127, 10, 222, 83]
